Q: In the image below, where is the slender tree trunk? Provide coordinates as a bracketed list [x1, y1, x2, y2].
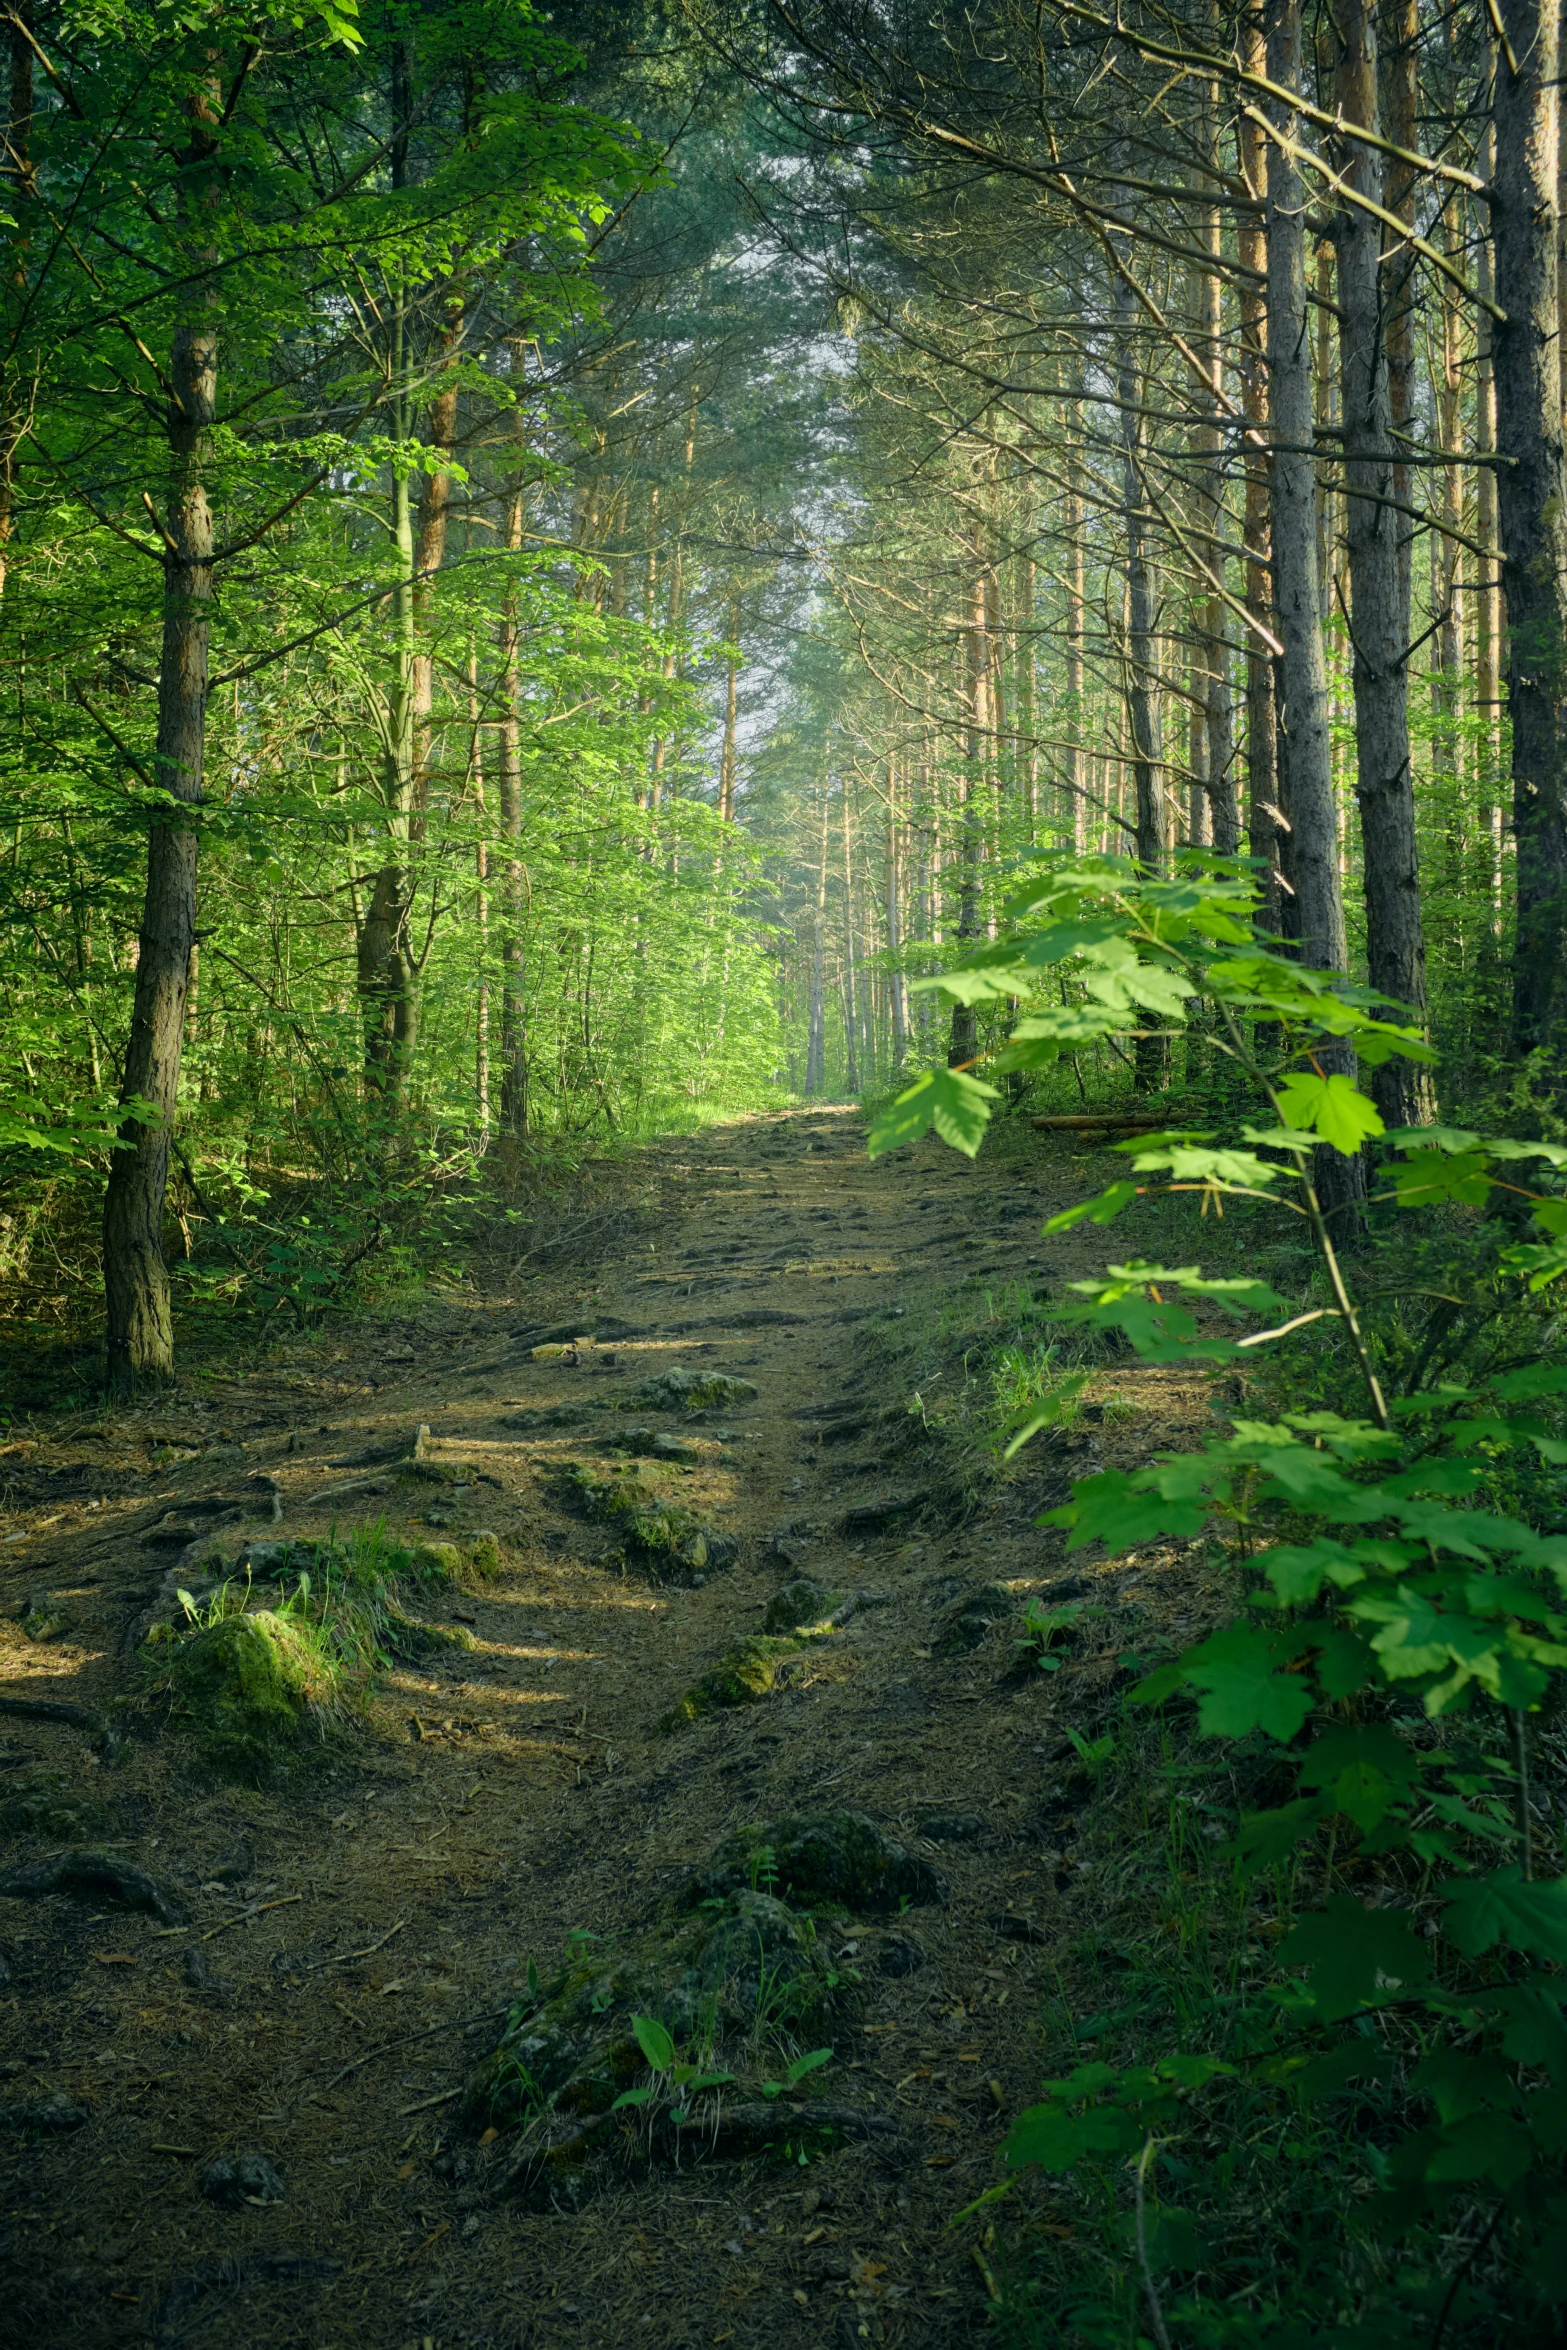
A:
[1380, 0, 1419, 633]
[1238, 36, 1283, 934]
[719, 605, 739, 822]
[1065, 377, 1087, 850]
[358, 39, 418, 1104]
[497, 480, 529, 1152]
[102, 76, 219, 1391]
[1267, 0, 1366, 1221]
[0, 11, 31, 600]
[947, 563, 987, 1067]
[886, 757, 908, 1067]
[806, 786, 828, 1094]
[1113, 225, 1167, 1087]
[1476, 124, 1505, 937]
[841, 781, 859, 1094]
[1196, 56, 1238, 858]
[1492, 0, 1567, 1056]
[1332, 0, 1433, 1126]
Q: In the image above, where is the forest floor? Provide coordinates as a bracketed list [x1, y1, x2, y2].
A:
[0, 1106, 1227, 2350]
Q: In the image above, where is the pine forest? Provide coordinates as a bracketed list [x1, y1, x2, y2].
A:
[5, 4, 1567, 2347]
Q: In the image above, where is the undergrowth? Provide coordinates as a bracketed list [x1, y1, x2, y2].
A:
[875, 851, 1567, 2344]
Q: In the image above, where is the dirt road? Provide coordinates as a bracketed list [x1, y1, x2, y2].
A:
[0, 1107, 1205, 2349]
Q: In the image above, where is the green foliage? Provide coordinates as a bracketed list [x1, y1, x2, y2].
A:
[894, 853, 1567, 2333]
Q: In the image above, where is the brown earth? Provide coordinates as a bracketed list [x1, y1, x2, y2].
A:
[0, 1106, 1217, 2350]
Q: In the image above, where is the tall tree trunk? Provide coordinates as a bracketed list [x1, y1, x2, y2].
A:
[947, 563, 987, 1067]
[1492, 0, 1567, 1055]
[841, 781, 859, 1094]
[1332, 0, 1434, 1126]
[497, 481, 529, 1152]
[1113, 227, 1167, 1087]
[0, 9, 31, 600]
[1267, 0, 1366, 1222]
[101, 76, 219, 1391]
[1476, 128, 1505, 938]
[1064, 369, 1087, 850]
[1238, 31, 1283, 933]
[886, 756, 908, 1067]
[719, 604, 739, 822]
[806, 786, 828, 1094]
[358, 38, 418, 1103]
[1379, 0, 1419, 633]
[1196, 51, 1238, 858]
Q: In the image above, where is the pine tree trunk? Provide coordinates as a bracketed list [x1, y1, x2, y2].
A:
[1238, 27, 1284, 934]
[1332, 0, 1433, 1127]
[1266, 0, 1366, 1225]
[101, 78, 219, 1394]
[1491, 0, 1567, 1055]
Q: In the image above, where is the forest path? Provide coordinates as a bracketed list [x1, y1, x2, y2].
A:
[0, 1108, 1211, 2350]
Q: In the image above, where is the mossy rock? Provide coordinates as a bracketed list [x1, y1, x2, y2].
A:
[462, 1888, 856, 2208]
[658, 1635, 808, 1730]
[20, 1593, 73, 1642]
[932, 1583, 1015, 1657]
[764, 1578, 840, 1634]
[0, 1776, 111, 1843]
[466, 1530, 503, 1579]
[620, 1367, 757, 1414]
[682, 1811, 945, 1916]
[166, 1610, 335, 1783]
[559, 1463, 738, 1587]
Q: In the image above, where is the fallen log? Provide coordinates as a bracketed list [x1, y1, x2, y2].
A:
[1030, 1113, 1167, 1132]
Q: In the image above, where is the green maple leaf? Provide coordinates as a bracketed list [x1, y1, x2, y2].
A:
[1179, 1626, 1314, 1741]
[1296, 1723, 1422, 1832]
[1442, 1869, 1567, 1963]
[866, 1066, 998, 1160]
[1279, 1893, 1432, 2022]
[1274, 1073, 1385, 1156]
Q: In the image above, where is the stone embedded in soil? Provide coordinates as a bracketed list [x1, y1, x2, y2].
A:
[931, 1584, 1015, 1657]
[0, 2092, 88, 2134]
[682, 1811, 945, 1916]
[875, 1934, 926, 1978]
[0, 1847, 187, 1925]
[197, 2151, 285, 2207]
[621, 1366, 758, 1414]
[461, 1886, 869, 2211]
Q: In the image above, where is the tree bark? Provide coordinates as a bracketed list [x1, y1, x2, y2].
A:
[101, 77, 219, 1392]
[1266, 0, 1365, 1223]
[1237, 30, 1284, 934]
[1491, 0, 1567, 1057]
[947, 561, 987, 1067]
[1331, 0, 1434, 1127]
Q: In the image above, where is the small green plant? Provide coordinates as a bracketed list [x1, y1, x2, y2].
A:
[760, 2047, 833, 2101]
[611, 2015, 734, 2124]
[1014, 1598, 1083, 1673]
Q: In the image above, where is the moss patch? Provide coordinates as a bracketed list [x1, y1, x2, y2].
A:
[461, 1886, 860, 2210]
[682, 1810, 946, 1915]
[763, 1578, 841, 1633]
[166, 1610, 335, 1784]
[658, 1634, 809, 1729]
[558, 1463, 738, 1587]
[619, 1367, 757, 1414]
